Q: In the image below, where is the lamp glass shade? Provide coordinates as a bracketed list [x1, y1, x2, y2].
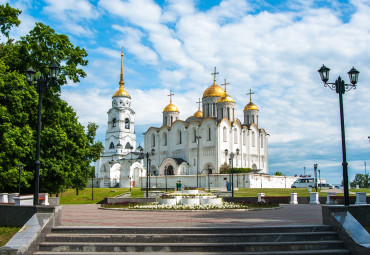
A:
[318, 65, 330, 83]
[49, 63, 60, 79]
[348, 67, 359, 85]
[236, 148, 240, 155]
[26, 68, 36, 83]
[151, 148, 155, 156]
[230, 152, 234, 159]
[225, 149, 228, 156]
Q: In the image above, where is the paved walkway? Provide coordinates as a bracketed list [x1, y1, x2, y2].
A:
[61, 204, 323, 227]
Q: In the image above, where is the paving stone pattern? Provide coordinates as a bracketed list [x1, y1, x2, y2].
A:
[61, 204, 323, 227]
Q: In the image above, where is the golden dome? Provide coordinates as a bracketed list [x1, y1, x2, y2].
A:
[217, 93, 235, 103]
[193, 109, 203, 118]
[163, 102, 179, 112]
[203, 81, 225, 98]
[244, 101, 258, 111]
[112, 50, 131, 98]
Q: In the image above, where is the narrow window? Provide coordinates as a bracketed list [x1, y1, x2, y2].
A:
[223, 127, 227, 142]
[109, 142, 114, 149]
[170, 116, 173, 124]
[125, 118, 130, 129]
[213, 103, 216, 117]
[208, 127, 211, 141]
[152, 134, 155, 147]
[163, 133, 167, 146]
[261, 135, 263, 148]
[227, 108, 230, 119]
[247, 115, 249, 124]
[234, 129, 237, 144]
[252, 131, 255, 147]
[112, 118, 116, 127]
[252, 115, 255, 123]
[243, 131, 246, 145]
[221, 108, 223, 119]
[179, 131, 182, 144]
[193, 129, 197, 143]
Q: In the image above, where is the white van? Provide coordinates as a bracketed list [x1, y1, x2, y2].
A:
[291, 177, 316, 188]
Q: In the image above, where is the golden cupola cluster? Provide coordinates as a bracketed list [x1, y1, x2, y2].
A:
[112, 51, 131, 98]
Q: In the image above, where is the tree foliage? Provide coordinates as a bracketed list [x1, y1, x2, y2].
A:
[0, 3, 21, 38]
[350, 173, 369, 188]
[0, 3, 103, 194]
[274, 171, 283, 176]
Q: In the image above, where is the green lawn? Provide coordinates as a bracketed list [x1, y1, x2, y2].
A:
[0, 226, 20, 247]
[56, 187, 365, 205]
[58, 188, 144, 204]
[235, 188, 328, 197]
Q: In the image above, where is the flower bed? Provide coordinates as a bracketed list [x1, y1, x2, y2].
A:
[181, 197, 200, 205]
[131, 202, 249, 210]
[182, 190, 199, 194]
[201, 197, 222, 205]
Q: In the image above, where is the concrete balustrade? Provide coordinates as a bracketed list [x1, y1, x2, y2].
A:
[309, 192, 320, 204]
[14, 195, 34, 206]
[0, 193, 8, 203]
[355, 192, 367, 205]
[290, 193, 298, 204]
[326, 192, 336, 204]
[258, 193, 265, 202]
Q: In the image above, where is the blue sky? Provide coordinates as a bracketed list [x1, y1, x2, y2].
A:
[6, 0, 370, 185]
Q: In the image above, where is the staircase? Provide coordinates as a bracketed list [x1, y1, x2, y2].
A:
[34, 225, 350, 254]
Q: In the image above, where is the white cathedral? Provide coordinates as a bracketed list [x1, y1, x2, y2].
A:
[144, 68, 268, 178]
[95, 52, 269, 188]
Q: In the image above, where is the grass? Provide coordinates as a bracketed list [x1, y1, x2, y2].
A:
[234, 188, 329, 197]
[57, 188, 144, 204]
[0, 226, 20, 247]
[55, 187, 361, 205]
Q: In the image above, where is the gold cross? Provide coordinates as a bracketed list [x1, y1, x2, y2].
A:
[168, 90, 175, 102]
[246, 89, 255, 102]
[221, 78, 230, 92]
[211, 67, 219, 82]
[196, 98, 202, 109]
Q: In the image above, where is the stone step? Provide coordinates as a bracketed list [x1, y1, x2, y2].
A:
[44, 231, 339, 243]
[50, 225, 333, 235]
[34, 250, 350, 255]
[38, 240, 344, 253]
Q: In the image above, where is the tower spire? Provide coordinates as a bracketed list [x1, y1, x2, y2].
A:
[119, 47, 124, 87]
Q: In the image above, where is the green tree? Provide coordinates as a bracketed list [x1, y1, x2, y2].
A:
[350, 173, 369, 188]
[274, 171, 283, 176]
[0, 3, 102, 195]
[0, 3, 21, 38]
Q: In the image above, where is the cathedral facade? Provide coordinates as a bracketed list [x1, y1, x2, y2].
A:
[144, 69, 268, 177]
[94, 51, 144, 188]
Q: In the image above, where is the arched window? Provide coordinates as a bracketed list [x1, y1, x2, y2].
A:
[208, 127, 211, 141]
[125, 118, 130, 129]
[165, 116, 168, 125]
[212, 103, 216, 117]
[261, 135, 264, 148]
[232, 108, 235, 120]
[252, 115, 255, 123]
[208, 104, 211, 117]
[243, 131, 246, 145]
[227, 107, 230, 119]
[234, 128, 237, 144]
[170, 116, 173, 124]
[223, 127, 227, 142]
[178, 131, 182, 144]
[151, 134, 155, 147]
[109, 142, 114, 149]
[252, 131, 255, 147]
[193, 129, 197, 143]
[112, 118, 116, 127]
[163, 133, 167, 146]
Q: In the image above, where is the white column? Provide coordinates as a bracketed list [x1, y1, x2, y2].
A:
[258, 193, 265, 202]
[326, 192, 336, 204]
[355, 192, 367, 205]
[290, 193, 298, 204]
[309, 192, 320, 204]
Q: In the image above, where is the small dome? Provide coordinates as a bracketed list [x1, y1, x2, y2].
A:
[112, 85, 131, 98]
[203, 81, 225, 98]
[163, 102, 179, 112]
[193, 109, 203, 118]
[217, 93, 235, 103]
[244, 101, 258, 111]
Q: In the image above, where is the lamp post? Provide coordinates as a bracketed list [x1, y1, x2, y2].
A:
[91, 172, 94, 201]
[195, 135, 201, 188]
[26, 63, 60, 206]
[207, 166, 211, 192]
[165, 166, 168, 192]
[318, 65, 359, 206]
[145, 149, 155, 198]
[17, 164, 23, 194]
[236, 148, 240, 188]
[318, 169, 321, 189]
[230, 152, 234, 197]
[313, 164, 318, 192]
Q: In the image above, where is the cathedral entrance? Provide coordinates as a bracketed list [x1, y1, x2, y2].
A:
[166, 165, 174, 175]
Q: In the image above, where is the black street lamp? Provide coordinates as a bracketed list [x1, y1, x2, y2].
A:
[17, 164, 23, 194]
[318, 169, 321, 189]
[236, 148, 240, 188]
[318, 65, 359, 206]
[165, 166, 168, 192]
[26, 63, 60, 206]
[230, 152, 235, 197]
[145, 148, 155, 198]
[313, 164, 318, 192]
[195, 135, 201, 188]
[207, 166, 211, 192]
